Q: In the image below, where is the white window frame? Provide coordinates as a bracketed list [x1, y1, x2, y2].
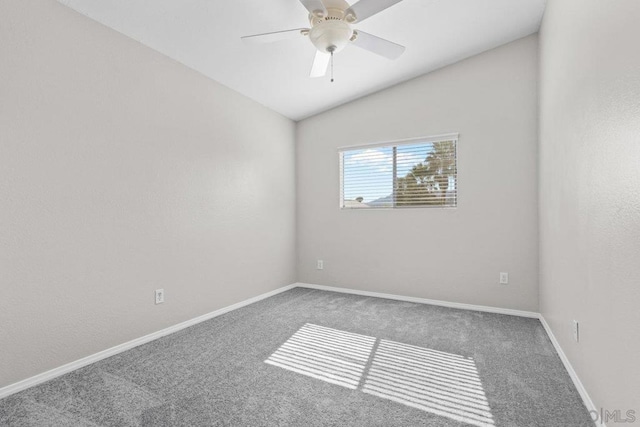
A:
[338, 133, 459, 210]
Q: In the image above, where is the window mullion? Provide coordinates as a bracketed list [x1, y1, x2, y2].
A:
[392, 145, 397, 208]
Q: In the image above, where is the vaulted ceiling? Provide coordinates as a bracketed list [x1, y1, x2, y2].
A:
[58, 0, 546, 120]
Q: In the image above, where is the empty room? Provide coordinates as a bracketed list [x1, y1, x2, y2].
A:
[1, 0, 638, 426]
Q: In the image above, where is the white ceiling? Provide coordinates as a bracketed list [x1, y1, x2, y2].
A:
[58, 0, 546, 121]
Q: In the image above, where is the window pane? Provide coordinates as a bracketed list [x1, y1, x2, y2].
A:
[342, 146, 393, 208]
[340, 137, 457, 209]
[395, 140, 457, 207]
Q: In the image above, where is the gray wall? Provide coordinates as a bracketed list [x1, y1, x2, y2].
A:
[296, 35, 539, 312]
[0, 1, 296, 388]
[539, 0, 640, 415]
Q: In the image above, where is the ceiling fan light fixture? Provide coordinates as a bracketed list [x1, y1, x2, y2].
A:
[309, 19, 353, 53]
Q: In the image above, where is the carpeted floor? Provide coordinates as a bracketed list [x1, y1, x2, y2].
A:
[0, 288, 593, 426]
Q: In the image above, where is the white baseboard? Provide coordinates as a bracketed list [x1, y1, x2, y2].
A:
[0, 284, 296, 400]
[539, 316, 600, 426]
[294, 282, 540, 318]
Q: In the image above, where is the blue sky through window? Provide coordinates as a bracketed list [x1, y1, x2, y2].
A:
[342, 143, 433, 203]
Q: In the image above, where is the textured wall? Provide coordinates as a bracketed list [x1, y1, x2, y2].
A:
[296, 35, 539, 311]
[0, 1, 296, 388]
[539, 0, 640, 416]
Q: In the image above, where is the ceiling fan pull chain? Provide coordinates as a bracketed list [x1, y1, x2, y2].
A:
[331, 50, 334, 83]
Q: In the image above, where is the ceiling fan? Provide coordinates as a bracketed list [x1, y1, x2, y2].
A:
[241, 0, 406, 80]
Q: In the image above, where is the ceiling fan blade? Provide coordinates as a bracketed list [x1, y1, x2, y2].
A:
[299, 0, 327, 16]
[310, 51, 331, 78]
[351, 30, 405, 59]
[346, 0, 403, 23]
[241, 28, 308, 44]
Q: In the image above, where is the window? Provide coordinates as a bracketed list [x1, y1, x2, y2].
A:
[339, 134, 458, 209]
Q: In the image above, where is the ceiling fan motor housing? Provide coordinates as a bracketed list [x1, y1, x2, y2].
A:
[308, 3, 353, 54]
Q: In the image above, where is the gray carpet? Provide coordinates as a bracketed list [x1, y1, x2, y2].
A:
[0, 288, 593, 426]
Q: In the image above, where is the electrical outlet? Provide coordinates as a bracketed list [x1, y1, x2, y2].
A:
[155, 289, 165, 305]
[317, 260, 324, 270]
[499, 272, 509, 285]
[573, 320, 579, 342]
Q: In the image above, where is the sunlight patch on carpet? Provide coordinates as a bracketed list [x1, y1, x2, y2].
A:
[363, 339, 494, 427]
[264, 323, 376, 389]
[266, 324, 494, 427]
